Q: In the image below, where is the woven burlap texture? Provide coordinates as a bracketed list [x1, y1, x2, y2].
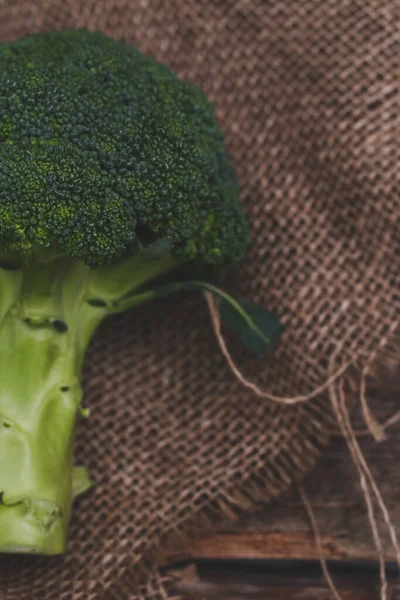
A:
[0, 1, 399, 599]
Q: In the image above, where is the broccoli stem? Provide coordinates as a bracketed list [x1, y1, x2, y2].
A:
[0, 250, 179, 554]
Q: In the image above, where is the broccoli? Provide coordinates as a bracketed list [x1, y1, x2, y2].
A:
[0, 29, 254, 555]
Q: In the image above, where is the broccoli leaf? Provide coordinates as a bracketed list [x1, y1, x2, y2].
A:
[219, 299, 282, 356]
[72, 466, 94, 499]
[184, 281, 282, 356]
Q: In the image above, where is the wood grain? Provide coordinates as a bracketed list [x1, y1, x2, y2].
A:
[188, 530, 351, 561]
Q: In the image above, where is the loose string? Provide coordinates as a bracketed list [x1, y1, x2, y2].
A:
[357, 320, 399, 441]
[298, 485, 344, 600]
[360, 363, 386, 441]
[337, 377, 400, 568]
[204, 292, 353, 405]
[328, 409, 400, 438]
[331, 373, 388, 600]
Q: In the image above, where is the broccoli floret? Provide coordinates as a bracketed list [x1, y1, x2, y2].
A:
[0, 29, 250, 556]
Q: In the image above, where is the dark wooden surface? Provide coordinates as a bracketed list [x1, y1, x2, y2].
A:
[170, 562, 400, 599]
[168, 381, 400, 598]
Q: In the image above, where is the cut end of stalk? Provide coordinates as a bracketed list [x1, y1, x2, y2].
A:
[0, 496, 67, 555]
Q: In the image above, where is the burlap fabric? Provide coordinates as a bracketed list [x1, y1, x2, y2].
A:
[0, 1, 399, 599]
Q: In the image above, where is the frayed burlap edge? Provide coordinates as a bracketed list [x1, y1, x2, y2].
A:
[100, 329, 400, 600]
[102, 395, 331, 599]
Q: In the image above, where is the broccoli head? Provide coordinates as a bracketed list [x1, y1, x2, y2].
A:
[0, 28, 248, 266]
[0, 29, 251, 556]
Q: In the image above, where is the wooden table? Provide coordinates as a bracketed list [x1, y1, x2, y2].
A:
[168, 382, 400, 598]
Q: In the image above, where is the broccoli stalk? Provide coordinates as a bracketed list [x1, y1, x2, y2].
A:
[0, 250, 179, 553]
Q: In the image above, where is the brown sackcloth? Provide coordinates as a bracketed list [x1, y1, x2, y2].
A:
[0, 1, 399, 599]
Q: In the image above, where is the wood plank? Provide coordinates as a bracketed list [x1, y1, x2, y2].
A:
[188, 530, 351, 561]
[169, 562, 398, 600]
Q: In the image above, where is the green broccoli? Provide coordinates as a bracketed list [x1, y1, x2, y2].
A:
[0, 29, 274, 556]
